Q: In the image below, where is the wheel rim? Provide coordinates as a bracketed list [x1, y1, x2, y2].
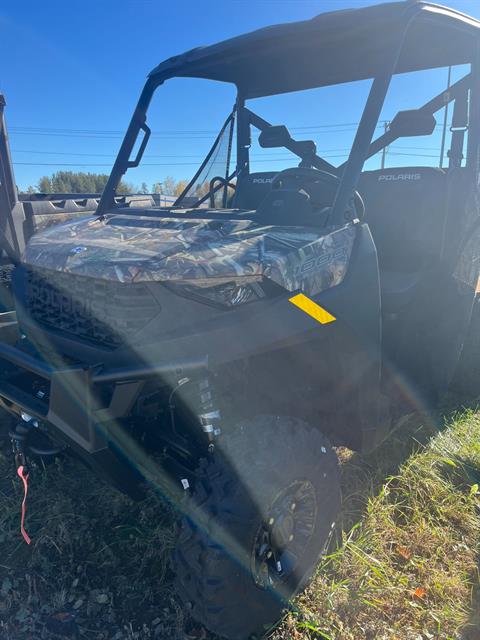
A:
[251, 480, 317, 590]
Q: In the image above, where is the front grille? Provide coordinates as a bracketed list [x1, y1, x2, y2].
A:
[23, 268, 160, 348]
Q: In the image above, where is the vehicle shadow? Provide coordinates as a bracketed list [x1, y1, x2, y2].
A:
[337, 407, 439, 534]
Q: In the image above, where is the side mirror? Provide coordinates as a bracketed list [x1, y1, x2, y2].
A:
[258, 125, 293, 148]
[389, 110, 436, 138]
[258, 125, 317, 163]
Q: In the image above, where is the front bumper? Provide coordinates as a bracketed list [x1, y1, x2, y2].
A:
[0, 313, 207, 452]
[0, 312, 208, 498]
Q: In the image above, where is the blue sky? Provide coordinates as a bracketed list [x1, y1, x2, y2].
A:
[1, 0, 480, 191]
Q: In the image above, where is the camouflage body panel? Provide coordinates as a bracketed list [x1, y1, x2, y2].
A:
[32, 211, 94, 234]
[23, 212, 356, 297]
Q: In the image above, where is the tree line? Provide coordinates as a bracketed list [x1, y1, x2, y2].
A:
[21, 171, 190, 196]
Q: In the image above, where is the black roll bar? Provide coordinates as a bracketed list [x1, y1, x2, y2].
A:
[330, 2, 427, 226]
[96, 77, 159, 217]
[236, 94, 250, 182]
[467, 40, 480, 170]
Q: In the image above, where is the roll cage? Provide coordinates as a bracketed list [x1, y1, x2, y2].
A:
[96, 1, 480, 223]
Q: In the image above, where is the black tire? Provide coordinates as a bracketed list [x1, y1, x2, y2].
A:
[451, 297, 480, 397]
[173, 415, 341, 640]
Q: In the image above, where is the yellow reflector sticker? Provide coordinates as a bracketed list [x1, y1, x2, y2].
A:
[289, 293, 336, 325]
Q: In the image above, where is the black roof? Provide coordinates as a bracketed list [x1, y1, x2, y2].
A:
[149, 1, 480, 98]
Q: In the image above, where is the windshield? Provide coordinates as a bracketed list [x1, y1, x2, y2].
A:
[119, 66, 472, 212]
[98, 58, 469, 223]
[138, 77, 374, 210]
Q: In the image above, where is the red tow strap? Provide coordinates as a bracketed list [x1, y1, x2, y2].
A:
[16, 465, 31, 545]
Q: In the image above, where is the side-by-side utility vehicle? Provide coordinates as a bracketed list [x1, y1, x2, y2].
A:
[2, 2, 480, 638]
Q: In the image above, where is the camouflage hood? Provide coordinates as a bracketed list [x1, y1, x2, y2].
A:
[23, 213, 356, 296]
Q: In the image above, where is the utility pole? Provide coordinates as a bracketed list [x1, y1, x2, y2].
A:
[381, 121, 389, 169]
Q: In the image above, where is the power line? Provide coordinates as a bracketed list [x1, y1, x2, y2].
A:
[11, 144, 444, 160]
[8, 122, 372, 134]
[11, 147, 353, 158]
[12, 151, 441, 168]
[13, 158, 336, 167]
[8, 120, 454, 137]
[7, 121, 388, 140]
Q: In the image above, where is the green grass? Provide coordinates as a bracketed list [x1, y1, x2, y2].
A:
[1, 407, 480, 639]
[273, 409, 480, 640]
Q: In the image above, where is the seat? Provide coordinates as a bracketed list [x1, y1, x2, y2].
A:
[255, 188, 312, 225]
[232, 172, 277, 210]
[357, 167, 448, 311]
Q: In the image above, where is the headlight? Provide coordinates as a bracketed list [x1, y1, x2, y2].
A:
[165, 277, 281, 309]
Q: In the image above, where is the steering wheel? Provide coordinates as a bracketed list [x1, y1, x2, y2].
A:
[208, 176, 237, 208]
[271, 167, 364, 220]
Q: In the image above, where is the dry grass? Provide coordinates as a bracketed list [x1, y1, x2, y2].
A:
[0, 406, 479, 639]
[0, 431, 181, 640]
